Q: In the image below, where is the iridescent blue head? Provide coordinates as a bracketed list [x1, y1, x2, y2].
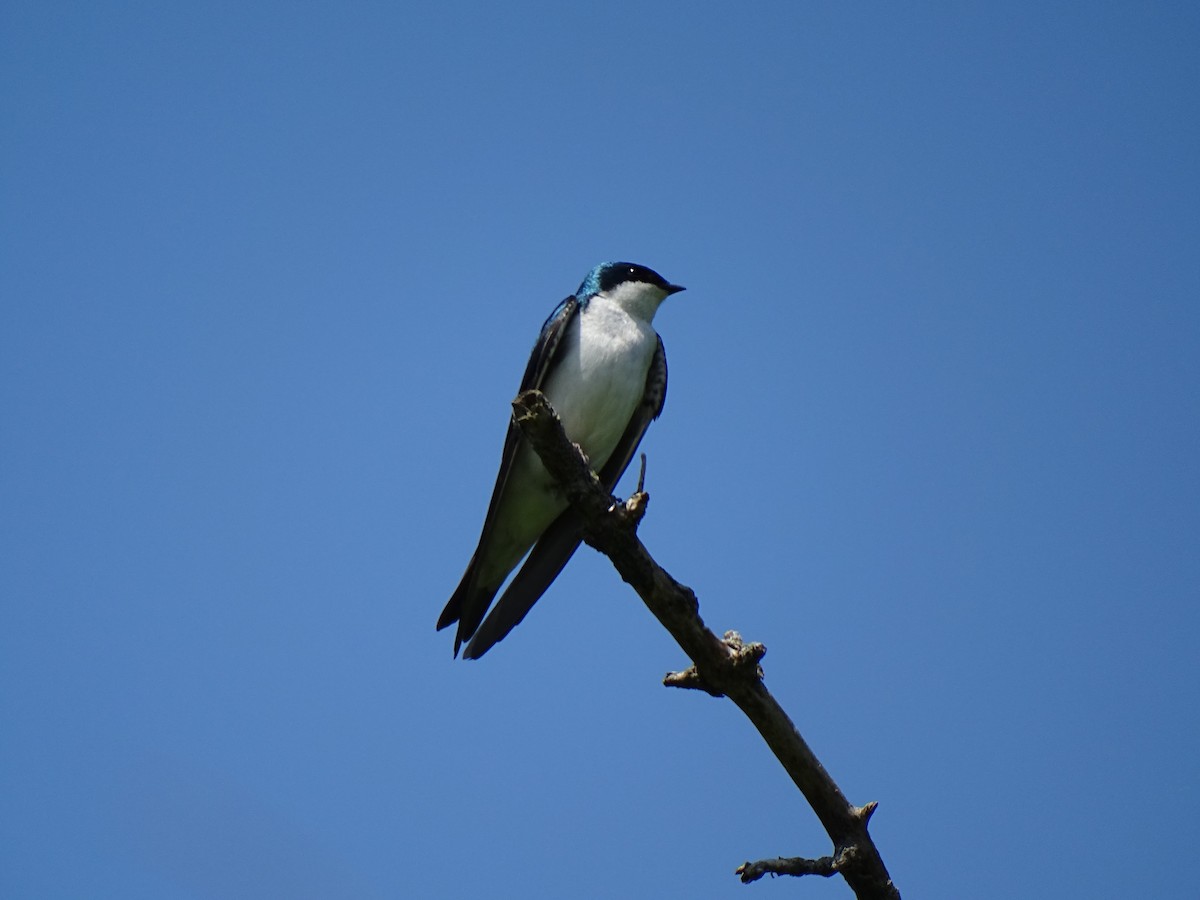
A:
[576, 262, 685, 300]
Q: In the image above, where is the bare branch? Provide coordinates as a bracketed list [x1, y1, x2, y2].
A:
[511, 390, 900, 900]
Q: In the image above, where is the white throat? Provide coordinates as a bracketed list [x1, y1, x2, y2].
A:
[596, 281, 670, 324]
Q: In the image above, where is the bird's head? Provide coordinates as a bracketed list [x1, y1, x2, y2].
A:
[576, 262, 685, 321]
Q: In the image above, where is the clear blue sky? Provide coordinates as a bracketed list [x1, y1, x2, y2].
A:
[3, 3, 1198, 898]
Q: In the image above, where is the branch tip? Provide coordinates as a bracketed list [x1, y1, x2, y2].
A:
[855, 800, 878, 824]
[622, 491, 649, 527]
[663, 665, 724, 697]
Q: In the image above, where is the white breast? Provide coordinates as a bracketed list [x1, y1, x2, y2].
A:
[541, 295, 657, 471]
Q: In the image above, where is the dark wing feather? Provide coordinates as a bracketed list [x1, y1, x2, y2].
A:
[594, 334, 668, 493]
[437, 297, 581, 652]
[460, 297, 580, 573]
[461, 337, 668, 659]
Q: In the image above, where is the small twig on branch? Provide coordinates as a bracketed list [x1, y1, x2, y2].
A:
[511, 390, 900, 900]
[736, 853, 844, 883]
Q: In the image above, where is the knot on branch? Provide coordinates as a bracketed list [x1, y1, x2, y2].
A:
[722, 630, 767, 675]
[663, 631, 766, 697]
[617, 490, 649, 529]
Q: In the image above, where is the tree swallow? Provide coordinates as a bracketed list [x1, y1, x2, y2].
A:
[438, 262, 685, 659]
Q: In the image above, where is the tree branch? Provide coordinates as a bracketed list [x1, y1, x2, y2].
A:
[511, 390, 900, 900]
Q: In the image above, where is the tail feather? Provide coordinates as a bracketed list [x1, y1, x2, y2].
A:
[462, 510, 583, 659]
[437, 554, 500, 658]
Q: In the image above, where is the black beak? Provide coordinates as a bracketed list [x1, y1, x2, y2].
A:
[665, 284, 686, 296]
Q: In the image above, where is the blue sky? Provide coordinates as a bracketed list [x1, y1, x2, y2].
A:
[2, 2, 1198, 898]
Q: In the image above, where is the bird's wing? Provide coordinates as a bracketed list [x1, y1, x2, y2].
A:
[437, 297, 581, 648]
[461, 336, 668, 658]
[465, 296, 581, 560]
[594, 333, 668, 493]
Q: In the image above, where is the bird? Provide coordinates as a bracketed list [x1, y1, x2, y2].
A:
[438, 261, 685, 659]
